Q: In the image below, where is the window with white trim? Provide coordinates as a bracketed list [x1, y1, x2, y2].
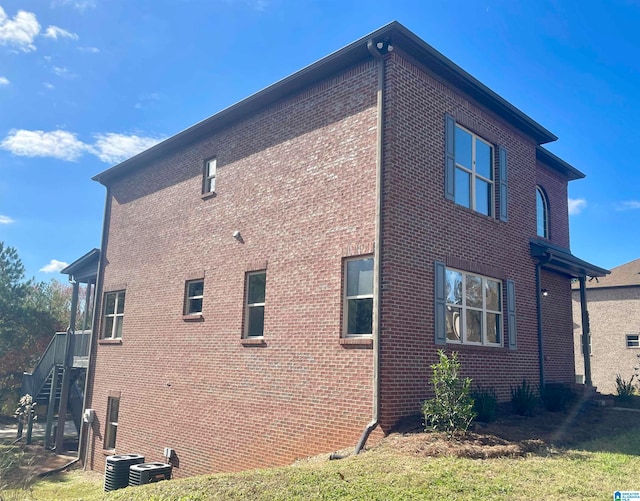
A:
[102, 291, 125, 339]
[454, 125, 494, 216]
[343, 257, 374, 337]
[626, 334, 639, 348]
[204, 158, 216, 194]
[445, 268, 502, 346]
[184, 279, 204, 315]
[104, 396, 119, 450]
[245, 271, 266, 337]
[536, 186, 549, 238]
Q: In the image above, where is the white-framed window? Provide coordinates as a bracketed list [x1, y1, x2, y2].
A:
[184, 279, 204, 315]
[343, 256, 374, 337]
[245, 271, 266, 337]
[536, 186, 549, 238]
[626, 334, 639, 348]
[445, 268, 502, 346]
[104, 396, 119, 450]
[454, 124, 494, 216]
[102, 291, 125, 339]
[204, 158, 217, 193]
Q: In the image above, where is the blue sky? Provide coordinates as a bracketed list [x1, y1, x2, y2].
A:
[0, 0, 638, 282]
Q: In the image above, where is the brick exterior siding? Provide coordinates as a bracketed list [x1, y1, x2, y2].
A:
[573, 287, 640, 394]
[85, 41, 578, 477]
[86, 61, 382, 476]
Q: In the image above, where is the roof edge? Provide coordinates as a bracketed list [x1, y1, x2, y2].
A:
[536, 146, 585, 181]
[94, 21, 559, 186]
[530, 239, 609, 278]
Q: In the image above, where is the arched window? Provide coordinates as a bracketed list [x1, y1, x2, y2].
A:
[536, 186, 549, 238]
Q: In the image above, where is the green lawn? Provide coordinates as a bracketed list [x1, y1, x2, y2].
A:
[3, 429, 640, 500]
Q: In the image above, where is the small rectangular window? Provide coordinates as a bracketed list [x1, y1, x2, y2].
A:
[626, 335, 639, 348]
[204, 158, 217, 193]
[184, 279, 204, 315]
[102, 291, 125, 339]
[104, 396, 119, 450]
[245, 272, 266, 337]
[343, 257, 374, 337]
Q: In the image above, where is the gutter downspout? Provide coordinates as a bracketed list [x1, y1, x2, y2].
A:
[354, 38, 388, 455]
[535, 253, 553, 390]
[77, 188, 110, 469]
[578, 276, 592, 387]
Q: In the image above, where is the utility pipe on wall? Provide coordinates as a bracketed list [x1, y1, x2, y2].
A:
[354, 38, 389, 455]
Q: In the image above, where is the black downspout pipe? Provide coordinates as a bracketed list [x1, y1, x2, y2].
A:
[354, 38, 388, 456]
[578, 276, 592, 387]
[78, 188, 110, 468]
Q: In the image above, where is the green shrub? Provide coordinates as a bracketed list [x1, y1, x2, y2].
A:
[422, 350, 476, 436]
[472, 386, 498, 423]
[511, 379, 537, 416]
[615, 374, 636, 401]
[540, 382, 574, 412]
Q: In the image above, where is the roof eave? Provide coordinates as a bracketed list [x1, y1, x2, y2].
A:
[93, 21, 558, 186]
[60, 248, 100, 282]
[536, 146, 585, 181]
[530, 239, 609, 278]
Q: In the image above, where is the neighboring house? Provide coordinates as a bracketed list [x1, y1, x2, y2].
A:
[81, 22, 607, 477]
[573, 258, 640, 394]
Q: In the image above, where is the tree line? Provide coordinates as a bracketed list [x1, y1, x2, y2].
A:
[0, 242, 77, 415]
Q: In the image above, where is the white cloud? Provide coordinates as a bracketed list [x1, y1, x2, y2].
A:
[246, 0, 269, 11]
[135, 92, 161, 109]
[91, 133, 163, 164]
[0, 129, 88, 161]
[53, 0, 96, 12]
[0, 6, 41, 52]
[0, 215, 14, 224]
[568, 198, 587, 215]
[43, 82, 54, 89]
[52, 66, 75, 78]
[0, 129, 164, 164]
[39, 259, 69, 273]
[43, 25, 78, 40]
[78, 46, 99, 53]
[0, 76, 8, 85]
[616, 200, 640, 211]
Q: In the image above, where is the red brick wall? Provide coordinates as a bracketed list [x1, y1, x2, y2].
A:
[86, 61, 380, 477]
[541, 270, 576, 384]
[376, 51, 569, 429]
[86, 48, 577, 476]
[536, 163, 570, 248]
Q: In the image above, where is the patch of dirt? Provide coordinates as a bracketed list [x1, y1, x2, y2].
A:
[375, 399, 640, 460]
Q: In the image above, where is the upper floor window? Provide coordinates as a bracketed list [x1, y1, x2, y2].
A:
[445, 268, 502, 346]
[245, 271, 266, 337]
[445, 115, 508, 221]
[184, 279, 204, 315]
[102, 291, 125, 339]
[203, 158, 217, 194]
[454, 125, 494, 216]
[536, 186, 549, 238]
[626, 334, 639, 348]
[343, 257, 374, 337]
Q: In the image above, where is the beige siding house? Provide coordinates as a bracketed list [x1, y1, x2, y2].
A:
[573, 258, 640, 394]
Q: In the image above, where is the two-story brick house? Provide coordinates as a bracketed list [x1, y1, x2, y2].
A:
[82, 22, 607, 477]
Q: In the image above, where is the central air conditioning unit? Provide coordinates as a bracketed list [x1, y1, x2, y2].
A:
[128, 462, 172, 486]
[104, 454, 145, 492]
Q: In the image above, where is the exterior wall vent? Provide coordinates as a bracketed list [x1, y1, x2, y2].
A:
[128, 462, 172, 486]
[104, 454, 145, 492]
